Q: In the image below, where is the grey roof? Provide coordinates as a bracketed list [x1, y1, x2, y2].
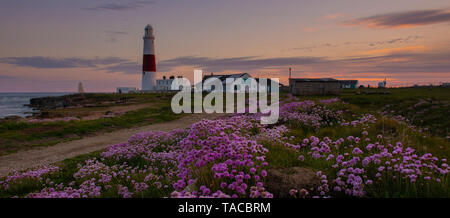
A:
[290, 78, 338, 82]
[203, 73, 250, 82]
[339, 80, 358, 85]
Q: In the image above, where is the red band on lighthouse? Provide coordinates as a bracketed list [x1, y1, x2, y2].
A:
[143, 54, 156, 72]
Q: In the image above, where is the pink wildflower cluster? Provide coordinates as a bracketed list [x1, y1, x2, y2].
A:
[2, 98, 447, 198]
[101, 112, 124, 118]
[19, 129, 189, 198]
[6, 113, 276, 198]
[279, 100, 343, 130]
[388, 114, 425, 133]
[26, 178, 102, 198]
[340, 113, 376, 128]
[287, 133, 448, 197]
[318, 97, 341, 104]
[0, 165, 60, 191]
[172, 116, 272, 198]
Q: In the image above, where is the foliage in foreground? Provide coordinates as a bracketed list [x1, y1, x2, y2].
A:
[0, 97, 448, 198]
[0, 103, 180, 155]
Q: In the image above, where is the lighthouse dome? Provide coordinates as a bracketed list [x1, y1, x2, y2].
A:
[144, 24, 154, 38]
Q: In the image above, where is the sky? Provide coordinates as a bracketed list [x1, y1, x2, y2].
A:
[0, 0, 449, 92]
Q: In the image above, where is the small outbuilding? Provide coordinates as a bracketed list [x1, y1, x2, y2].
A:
[156, 75, 183, 91]
[289, 78, 340, 95]
[116, 87, 137, 94]
[339, 80, 358, 89]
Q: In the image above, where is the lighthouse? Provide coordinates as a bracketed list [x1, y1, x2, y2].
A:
[142, 25, 156, 91]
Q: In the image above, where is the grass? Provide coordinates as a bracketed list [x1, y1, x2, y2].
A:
[340, 87, 450, 138]
[0, 92, 276, 155]
[0, 93, 182, 155]
[36, 92, 175, 118]
[0, 88, 449, 198]
[267, 96, 450, 168]
[262, 99, 449, 198]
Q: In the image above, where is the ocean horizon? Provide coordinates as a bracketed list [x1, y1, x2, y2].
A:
[0, 92, 71, 118]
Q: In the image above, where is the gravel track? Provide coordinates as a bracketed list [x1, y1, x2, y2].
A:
[0, 113, 223, 177]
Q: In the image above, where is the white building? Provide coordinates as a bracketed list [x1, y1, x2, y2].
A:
[155, 76, 182, 91]
[378, 78, 387, 88]
[202, 73, 254, 92]
[116, 87, 137, 94]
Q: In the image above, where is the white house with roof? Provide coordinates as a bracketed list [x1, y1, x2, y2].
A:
[155, 75, 183, 91]
[201, 73, 279, 93]
[202, 73, 255, 92]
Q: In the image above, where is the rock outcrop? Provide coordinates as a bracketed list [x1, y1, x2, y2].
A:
[28, 94, 88, 110]
[265, 167, 320, 198]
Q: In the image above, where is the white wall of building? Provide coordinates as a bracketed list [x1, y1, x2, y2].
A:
[116, 87, 137, 93]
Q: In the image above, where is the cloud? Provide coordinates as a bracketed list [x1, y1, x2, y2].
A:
[0, 56, 143, 75]
[293, 43, 342, 51]
[83, 1, 154, 11]
[293, 46, 317, 52]
[323, 13, 346, 20]
[2, 51, 449, 79]
[105, 31, 128, 43]
[0, 56, 129, 69]
[157, 56, 325, 72]
[330, 52, 450, 74]
[368, 35, 421, 47]
[0, 75, 15, 80]
[362, 45, 426, 55]
[302, 27, 318, 32]
[343, 8, 450, 29]
[293, 35, 422, 52]
[158, 51, 450, 76]
[101, 61, 140, 74]
[105, 31, 128, 35]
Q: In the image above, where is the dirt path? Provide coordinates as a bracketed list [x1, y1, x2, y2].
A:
[81, 103, 157, 120]
[0, 113, 223, 177]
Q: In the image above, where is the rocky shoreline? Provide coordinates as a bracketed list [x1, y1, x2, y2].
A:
[0, 94, 84, 122]
[1, 93, 145, 122]
[26, 94, 88, 110]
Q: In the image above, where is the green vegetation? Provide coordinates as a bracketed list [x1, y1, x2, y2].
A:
[340, 88, 450, 138]
[0, 93, 182, 155]
[0, 88, 448, 198]
[265, 99, 449, 198]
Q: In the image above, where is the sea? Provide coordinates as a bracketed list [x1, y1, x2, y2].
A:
[0, 93, 70, 118]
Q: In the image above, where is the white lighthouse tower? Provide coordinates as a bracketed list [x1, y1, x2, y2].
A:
[142, 25, 156, 91]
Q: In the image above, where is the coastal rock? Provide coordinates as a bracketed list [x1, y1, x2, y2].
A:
[265, 167, 320, 198]
[28, 94, 87, 110]
[0, 115, 23, 123]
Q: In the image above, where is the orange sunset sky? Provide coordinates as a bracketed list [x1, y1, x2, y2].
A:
[0, 0, 449, 92]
